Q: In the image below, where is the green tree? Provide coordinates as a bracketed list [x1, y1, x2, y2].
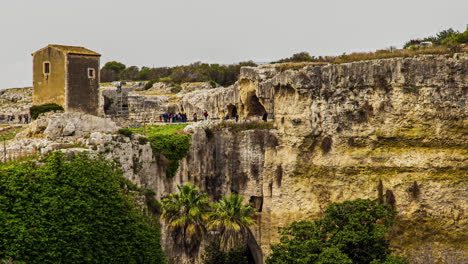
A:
[101, 61, 126, 82]
[161, 183, 210, 251]
[102, 61, 126, 73]
[208, 194, 256, 250]
[0, 152, 165, 264]
[267, 199, 406, 264]
[119, 66, 140, 81]
[203, 241, 248, 264]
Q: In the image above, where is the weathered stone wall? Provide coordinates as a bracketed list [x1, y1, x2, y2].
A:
[66, 55, 100, 115]
[32, 47, 66, 107]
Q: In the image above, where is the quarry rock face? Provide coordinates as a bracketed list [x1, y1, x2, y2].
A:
[157, 54, 468, 264]
[3, 54, 467, 264]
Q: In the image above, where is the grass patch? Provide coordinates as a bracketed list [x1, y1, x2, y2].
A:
[0, 127, 24, 141]
[215, 121, 274, 132]
[131, 124, 188, 137]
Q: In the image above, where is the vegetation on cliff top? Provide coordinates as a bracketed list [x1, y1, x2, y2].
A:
[0, 152, 165, 264]
[101, 61, 258, 87]
[403, 26, 468, 48]
[29, 103, 64, 120]
[130, 124, 191, 178]
[271, 26, 467, 67]
[267, 199, 407, 264]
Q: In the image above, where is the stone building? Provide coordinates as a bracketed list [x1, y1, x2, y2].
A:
[32, 44, 101, 115]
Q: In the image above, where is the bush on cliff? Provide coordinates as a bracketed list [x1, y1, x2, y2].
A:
[149, 133, 191, 178]
[266, 199, 407, 264]
[0, 152, 165, 264]
[134, 124, 191, 178]
[29, 103, 64, 120]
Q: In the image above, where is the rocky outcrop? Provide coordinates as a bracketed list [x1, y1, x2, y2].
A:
[0, 87, 32, 122]
[161, 54, 468, 264]
[179, 85, 239, 119]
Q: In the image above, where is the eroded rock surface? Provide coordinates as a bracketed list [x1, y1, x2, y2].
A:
[3, 54, 467, 264]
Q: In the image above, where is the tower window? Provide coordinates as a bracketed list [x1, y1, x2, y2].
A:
[88, 68, 96, 79]
[43, 62, 50, 74]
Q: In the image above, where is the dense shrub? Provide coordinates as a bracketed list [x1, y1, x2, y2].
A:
[29, 103, 64, 120]
[138, 136, 150, 145]
[403, 26, 468, 48]
[0, 152, 166, 264]
[149, 133, 191, 178]
[267, 199, 407, 264]
[117, 128, 133, 137]
[103, 61, 257, 87]
[203, 241, 248, 264]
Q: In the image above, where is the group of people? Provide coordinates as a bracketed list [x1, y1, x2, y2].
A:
[159, 111, 210, 123]
[160, 112, 189, 123]
[4, 113, 29, 124]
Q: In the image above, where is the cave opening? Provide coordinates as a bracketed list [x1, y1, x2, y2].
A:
[246, 94, 266, 118]
[227, 104, 238, 118]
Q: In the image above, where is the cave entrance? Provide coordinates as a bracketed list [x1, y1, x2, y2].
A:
[245, 94, 266, 118]
[227, 104, 238, 119]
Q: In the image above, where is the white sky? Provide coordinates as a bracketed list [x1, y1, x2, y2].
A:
[0, 0, 466, 89]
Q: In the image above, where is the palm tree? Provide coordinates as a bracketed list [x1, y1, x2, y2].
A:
[161, 183, 210, 250]
[208, 194, 256, 250]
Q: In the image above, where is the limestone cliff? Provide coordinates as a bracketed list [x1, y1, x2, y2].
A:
[4, 54, 467, 264]
[162, 54, 468, 264]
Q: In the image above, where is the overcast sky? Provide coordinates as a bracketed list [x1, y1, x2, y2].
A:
[0, 0, 466, 89]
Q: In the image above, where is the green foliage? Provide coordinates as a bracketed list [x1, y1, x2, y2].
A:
[136, 61, 257, 87]
[142, 124, 188, 136]
[208, 194, 256, 250]
[102, 61, 126, 73]
[0, 127, 24, 141]
[144, 79, 156, 90]
[29, 103, 64, 120]
[273, 51, 316, 63]
[132, 125, 190, 178]
[403, 26, 468, 48]
[138, 136, 150, 145]
[203, 241, 248, 264]
[0, 152, 165, 264]
[120, 66, 140, 81]
[267, 199, 406, 264]
[117, 128, 133, 137]
[149, 133, 190, 178]
[209, 80, 217, 88]
[161, 184, 209, 250]
[162, 185, 256, 261]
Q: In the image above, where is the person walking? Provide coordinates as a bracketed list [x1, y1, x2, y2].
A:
[203, 111, 209, 120]
[193, 113, 197, 122]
